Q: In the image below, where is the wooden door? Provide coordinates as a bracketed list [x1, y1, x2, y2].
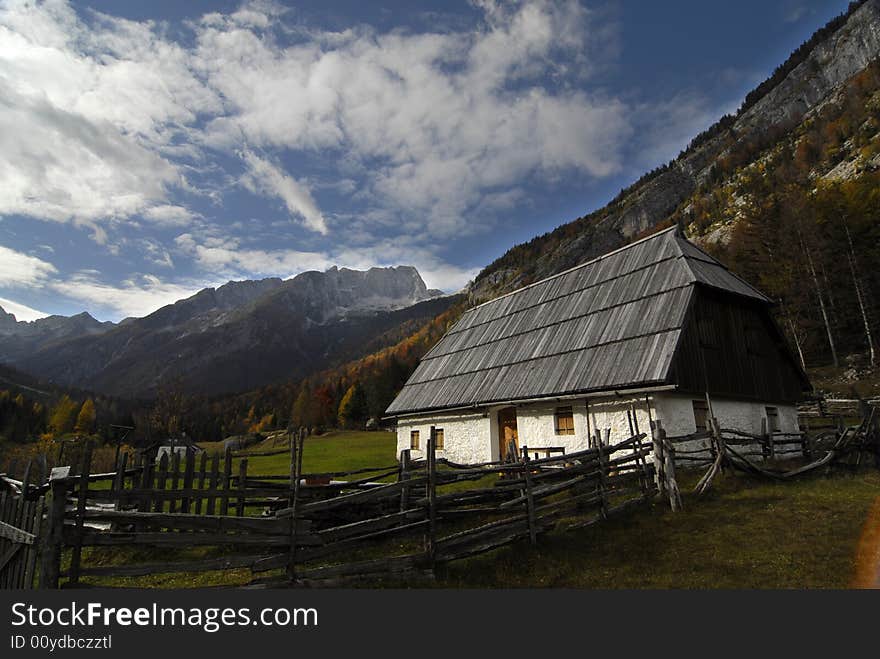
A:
[498, 407, 519, 460]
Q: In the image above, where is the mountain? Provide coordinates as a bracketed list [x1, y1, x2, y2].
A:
[11, 265, 450, 398]
[471, 0, 880, 302]
[0, 307, 114, 364]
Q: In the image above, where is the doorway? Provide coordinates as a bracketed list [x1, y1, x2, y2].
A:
[498, 407, 519, 460]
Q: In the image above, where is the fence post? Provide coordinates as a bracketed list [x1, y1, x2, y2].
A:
[287, 431, 303, 582]
[181, 451, 195, 514]
[651, 420, 666, 497]
[194, 452, 207, 515]
[24, 495, 45, 589]
[521, 446, 537, 546]
[762, 417, 774, 461]
[661, 431, 682, 512]
[237, 458, 248, 517]
[39, 477, 68, 589]
[632, 432, 651, 501]
[206, 453, 220, 515]
[169, 451, 182, 514]
[220, 447, 232, 516]
[399, 448, 412, 513]
[154, 452, 169, 513]
[596, 436, 608, 520]
[67, 441, 93, 588]
[426, 427, 437, 565]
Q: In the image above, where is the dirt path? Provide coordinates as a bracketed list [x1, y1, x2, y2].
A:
[852, 495, 880, 588]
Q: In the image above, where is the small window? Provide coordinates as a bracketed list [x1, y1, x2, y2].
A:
[410, 430, 420, 450]
[554, 407, 575, 435]
[693, 400, 709, 433]
[765, 407, 780, 433]
[434, 428, 445, 450]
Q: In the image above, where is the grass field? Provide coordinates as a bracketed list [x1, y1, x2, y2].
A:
[84, 431, 880, 589]
[442, 469, 880, 588]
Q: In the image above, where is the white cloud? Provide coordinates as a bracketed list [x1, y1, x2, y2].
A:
[239, 150, 328, 234]
[0, 0, 640, 300]
[0, 296, 49, 322]
[175, 232, 333, 277]
[190, 0, 630, 237]
[50, 273, 207, 319]
[0, 0, 218, 230]
[0, 245, 58, 286]
[142, 205, 200, 227]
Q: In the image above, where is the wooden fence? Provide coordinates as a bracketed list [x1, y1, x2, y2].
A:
[26, 427, 678, 588]
[0, 461, 45, 589]
[3, 400, 878, 589]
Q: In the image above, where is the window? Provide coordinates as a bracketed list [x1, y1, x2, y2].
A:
[693, 400, 709, 433]
[765, 407, 780, 433]
[554, 406, 575, 435]
[434, 428, 445, 450]
[410, 430, 420, 450]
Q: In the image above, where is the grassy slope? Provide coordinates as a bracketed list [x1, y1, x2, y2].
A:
[443, 470, 880, 588]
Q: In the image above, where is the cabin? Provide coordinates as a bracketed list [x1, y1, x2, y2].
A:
[385, 226, 811, 464]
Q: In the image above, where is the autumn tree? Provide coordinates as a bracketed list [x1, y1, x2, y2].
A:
[48, 395, 79, 435]
[74, 398, 96, 434]
[337, 383, 368, 429]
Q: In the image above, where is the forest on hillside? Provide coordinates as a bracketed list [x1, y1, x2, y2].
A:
[680, 60, 880, 374]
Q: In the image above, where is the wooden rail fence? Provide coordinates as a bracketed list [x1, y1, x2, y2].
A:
[22, 427, 679, 588]
[0, 461, 44, 589]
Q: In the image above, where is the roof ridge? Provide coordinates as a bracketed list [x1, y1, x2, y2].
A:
[673, 233, 770, 302]
[466, 225, 679, 313]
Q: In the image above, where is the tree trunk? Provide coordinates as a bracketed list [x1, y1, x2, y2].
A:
[801, 234, 839, 368]
[842, 222, 876, 366]
[786, 314, 807, 371]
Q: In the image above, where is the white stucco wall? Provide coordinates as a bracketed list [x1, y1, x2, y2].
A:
[514, 403, 591, 456]
[394, 394, 800, 465]
[396, 411, 493, 464]
[650, 394, 799, 437]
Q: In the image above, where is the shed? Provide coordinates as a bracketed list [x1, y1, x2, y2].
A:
[385, 226, 810, 463]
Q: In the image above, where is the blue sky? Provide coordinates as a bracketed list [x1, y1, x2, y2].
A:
[0, 0, 852, 321]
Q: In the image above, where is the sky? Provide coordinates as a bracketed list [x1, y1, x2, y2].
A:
[0, 0, 854, 322]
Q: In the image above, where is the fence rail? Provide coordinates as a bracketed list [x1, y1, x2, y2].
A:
[21, 426, 678, 589]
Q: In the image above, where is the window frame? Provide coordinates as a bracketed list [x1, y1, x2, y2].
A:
[554, 406, 575, 435]
[410, 430, 420, 450]
[434, 428, 445, 450]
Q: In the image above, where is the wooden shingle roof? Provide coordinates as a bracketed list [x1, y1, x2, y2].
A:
[386, 226, 770, 415]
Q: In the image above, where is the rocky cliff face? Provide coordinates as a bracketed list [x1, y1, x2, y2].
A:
[11, 265, 448, 398]
[470, 0, 880, 301]
[260, 265, 441, 325]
